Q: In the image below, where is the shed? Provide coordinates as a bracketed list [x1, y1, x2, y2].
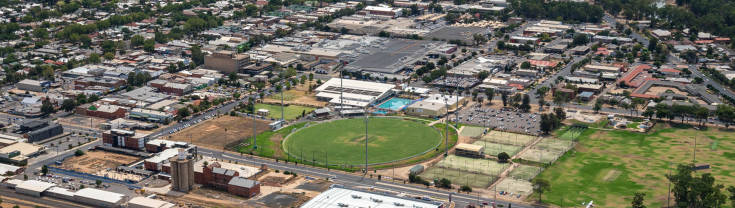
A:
[409, 165, 425, 175]
[15, 180, 56, 197]
[454, 143, 485, 158]
[128, 197, 176, 208]
[313, 108, 331, 117]
[73, 188, 126, 207]
[257, 109, 270, 116]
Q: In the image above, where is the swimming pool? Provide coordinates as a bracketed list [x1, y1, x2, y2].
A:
[372, 110, 389, 114]
[376, 98, 414, 111]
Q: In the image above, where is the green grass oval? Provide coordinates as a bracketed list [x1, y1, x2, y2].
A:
[284, 118, 442, 165]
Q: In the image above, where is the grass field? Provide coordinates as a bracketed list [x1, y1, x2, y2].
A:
[255, 103, 316, 120]
[480, 131, 536, 146]
[283, 118, 442, 165]
[471, 141, 523, 157]
[419, 167, 498, 188]
[531, 122, 735, 208]
[435, 155, 510, 175]
[459, 126, 486, 137]
[236, 122, 312, 158]
[508, 165, 543, 180]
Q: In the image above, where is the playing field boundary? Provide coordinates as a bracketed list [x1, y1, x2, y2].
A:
[282, 117, 444, 166]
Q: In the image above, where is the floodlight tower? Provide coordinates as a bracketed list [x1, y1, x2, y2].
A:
[361, 105, 370, 180]
[444, 95, 449, 157]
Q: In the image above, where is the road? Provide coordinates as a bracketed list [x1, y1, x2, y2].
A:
[196, 147, 535, 208]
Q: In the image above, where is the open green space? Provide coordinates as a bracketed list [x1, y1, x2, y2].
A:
[557, 126, 587, 140]
[530, 123, 735, 208]
[471, 141, 523, 157]
[283, 118, 442, 165]
[255, 103, 315, 120]
[533, 138, 574, 152]
[626, 122, 641, 129]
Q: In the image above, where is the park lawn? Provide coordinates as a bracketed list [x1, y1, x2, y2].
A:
[627, 122, 640, 129]
[237, 122, 312, 158]
[254, 104, 315, 120]
[529, 122, 735, 208]
[283, 118, 442, 165]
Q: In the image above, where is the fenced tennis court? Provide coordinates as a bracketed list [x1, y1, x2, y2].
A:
[419, 167, 498, 189]
[533, 138, 574, 152]
[508, 165, 543, 181]
[518, 149, 565, 163]
[492, 178, 534, 196]
[460, 126, 487, 137]
[471, 141, 523, 157]
[435, 155, 510, 175]
[480, 131, 536, 147]
[558, 126, 587, 140]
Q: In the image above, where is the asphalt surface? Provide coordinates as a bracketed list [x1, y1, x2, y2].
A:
[456, 105, 541, 135]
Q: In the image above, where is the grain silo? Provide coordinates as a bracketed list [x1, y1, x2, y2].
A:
[170, 149, 194, 192]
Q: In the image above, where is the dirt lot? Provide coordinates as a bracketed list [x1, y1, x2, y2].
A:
[170, 116, 271, 149]
[54, 150, 140, 173]
[263, 89, 327, 107]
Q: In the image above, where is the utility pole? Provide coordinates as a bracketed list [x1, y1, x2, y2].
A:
[253, 113, 257, 150]
[444, 97, 449, 157]
[362, 107, 369, 180]
[668, 162, 673, 207]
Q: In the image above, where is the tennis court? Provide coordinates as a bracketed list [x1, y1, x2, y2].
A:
[533, 138, 574, 152]
[508, 165, 543, 180]
[492, 178, 534, 196]
[419, 167, 498, 188]
[480, 131, 536, 146]
[435, 155, 510, 175]
[518, 149, 564, 163]
[459, 126, 487, 138]
[471, 141, 523, 157]
[558, 126, 587, 140]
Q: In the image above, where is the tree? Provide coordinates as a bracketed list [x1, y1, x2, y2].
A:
[593, 102, 602, 113]
[79, 185, 85, 189]
[61, 99, 76, 112]
[131, 35, 145, 47]
[520, 94, 531, 112]
[460, 185, 472, 193]
[95, 180, 102, 187]
[103, 52, 115, 60]
[572, 33, 589, 46]
[532, 178, 551, 202]
[477, 70, 490, 80]
[177, 107, 191, 120]
[497, 152, 510, 163]
[89, 53, 100, 64]
[439, 178, 452, 189]
[41, 165, 48, 175]
[41, 99, 54, 116]
[632, 193, 646, 208]
[642, 108, 655, 119]
[716, 104, 734, 129]
[75, 149, 84, 156]
[23, 174, 27, 180]
[501, 93, 508, 107]
[668, 163, 727, 208]
[696, 107, 709, 126]
[521, 61, 531, 69]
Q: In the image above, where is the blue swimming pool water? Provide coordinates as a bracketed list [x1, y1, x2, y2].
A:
[376, 98, 413, 111]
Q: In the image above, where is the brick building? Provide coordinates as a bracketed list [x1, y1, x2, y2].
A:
[227, 177, 261, 198]
[102, 129, 149, 150]
[74, 77, 126, 90]
[76, 104, 127, 120]
[198, 162, 240, 189]
[203, 51, 251, 74]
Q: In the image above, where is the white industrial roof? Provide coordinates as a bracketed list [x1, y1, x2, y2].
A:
[16, 180, 56, 193]
[74, 188, 126, 203]
[145, 148, 182, 164]
[45, 187, 76, 198]
[128, 197, 176, 208]
[0, 163, 22, 174]
[301, 187, 443, 208]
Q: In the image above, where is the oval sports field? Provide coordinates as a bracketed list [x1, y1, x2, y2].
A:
[283, 118, 442, 165]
